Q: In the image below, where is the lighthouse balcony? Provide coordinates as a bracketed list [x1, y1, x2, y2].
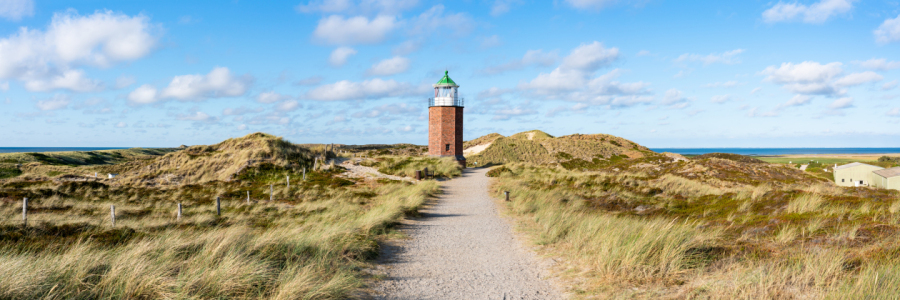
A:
[429, 97, 464, 107]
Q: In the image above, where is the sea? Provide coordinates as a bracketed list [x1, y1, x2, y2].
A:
[0, 147, 131, 154]
[650, 148, 900, 156]
[2, 147, 900, 156]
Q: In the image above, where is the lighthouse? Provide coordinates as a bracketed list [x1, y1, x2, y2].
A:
[428, 71, 465, 167]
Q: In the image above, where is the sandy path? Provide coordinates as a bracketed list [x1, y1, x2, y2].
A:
[370, 168, 563, 300]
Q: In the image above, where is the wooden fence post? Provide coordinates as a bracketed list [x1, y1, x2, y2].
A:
[110, 205, 116, 226]
[287, 175, 290, 189]
[246, 191, 250, 204]
[177, 203, 182, 221]
[270, 184, 274, 201]
[505, 191, 510, 202]
[216, 197, 221, 216]
[303, 168, 306, 181]
[22, 197, 27, 226]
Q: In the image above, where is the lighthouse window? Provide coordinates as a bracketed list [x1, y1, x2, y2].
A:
[445, 144, 450, 151]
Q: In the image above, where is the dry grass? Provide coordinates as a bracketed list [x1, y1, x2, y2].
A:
[491, 162, 900, 298]
[0, 133, 442, 299]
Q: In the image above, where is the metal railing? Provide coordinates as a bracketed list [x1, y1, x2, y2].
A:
[428, 97, 464, 107]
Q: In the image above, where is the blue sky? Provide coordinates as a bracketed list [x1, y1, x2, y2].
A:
[1, 0, 899, 147]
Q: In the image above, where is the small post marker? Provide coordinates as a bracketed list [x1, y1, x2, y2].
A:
[110, 205, 116, 226]
[303, 168, 306, 181]
[270, 184, 274, 201]
[416, 170, 422, 180]
[505, 191, 510, 202]
[177, 203, 182, 221]
[22, 197, 27, 226]
[287, 175, 290, 189]
[246, 191, 250, 204]
[216, 197, 221, 216]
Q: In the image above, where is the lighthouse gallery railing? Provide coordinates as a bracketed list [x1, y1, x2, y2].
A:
[428, 97, 464, 107]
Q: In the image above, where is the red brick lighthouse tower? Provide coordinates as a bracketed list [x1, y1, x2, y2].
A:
[428, 71, 465, 167]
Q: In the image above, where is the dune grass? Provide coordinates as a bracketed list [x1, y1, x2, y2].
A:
[491, 163, 900, 298]
[0, 133, 441, 299]
[0, 175, 438, 299]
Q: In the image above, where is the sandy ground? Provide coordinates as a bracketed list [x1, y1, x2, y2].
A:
[463, 142, 492, 156]
[337, 158, 414, 182]
[369, 167, 564, 300]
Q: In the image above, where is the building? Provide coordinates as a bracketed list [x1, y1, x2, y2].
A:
[871, 167, 900, 190]
[833, 162, 884, 187]
[428, 71, 465, 167]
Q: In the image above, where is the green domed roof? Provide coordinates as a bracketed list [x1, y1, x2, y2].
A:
[435, 70, 457, 86]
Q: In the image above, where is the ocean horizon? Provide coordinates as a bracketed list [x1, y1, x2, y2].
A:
[0, 147, 133, 154]
[651, 148, 900, 156]
[3, 147, 900, 156]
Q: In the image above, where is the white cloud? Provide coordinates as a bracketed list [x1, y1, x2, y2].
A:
[114, 75, 136, 89]
[778, 94, 812, 109]
[760, 61, 844, 95]
[0, 0, 33, 21]
[127, 84, 159, 105]
[115, 121, 127, 128]
[160, 67, 251, 101]
[478, 49, 558, 75]
[661, 89, 692, 109]
[829, 97, 853, 109]
[883, 80, 899, 91]
[176, 111, 215, 122]
[711, 94, 732, 103]
[128, 67, 252, 104]
[256, 91, 291, 103]
[294, 76, 324, 86]
[313, 15, 397, 45]
[481, 35, 502, 48]
[888, 108, 900, 117]
[875, 14, 900, 44]
[636, 50, 651, 57]
[855, 58, 900, 71]
[0, 10, 158, 92]
[491, 0, 522, 16]
[520, 42, 620, 92]
[276, 100, 301, 111]
[35, 94, 70, 111]
[366, 56, 410, 76]
[407, 5, 473, 37]
[492, 106, 537, 120]
[675, 49, 744, 65]
[392, 40, 421, 55]
[237, 124, 248, 130]
[329, 47, 357, 67]
[23, 69, 102, 92]
[518, 43, 651, 108]
[833, 71, 882, 87]
[751, 87, 762, 94]
[0, 81, 7, 91]
[397, 125, 414, 132]
[762, 0, 856, 24]
[564, 0, 619, 10]
[747, 107, 779, 117]
[478, 87, 513, 99]
[305, 78, 420, 101]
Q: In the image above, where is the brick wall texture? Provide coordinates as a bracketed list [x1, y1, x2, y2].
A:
[428, 106, 465, 165]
